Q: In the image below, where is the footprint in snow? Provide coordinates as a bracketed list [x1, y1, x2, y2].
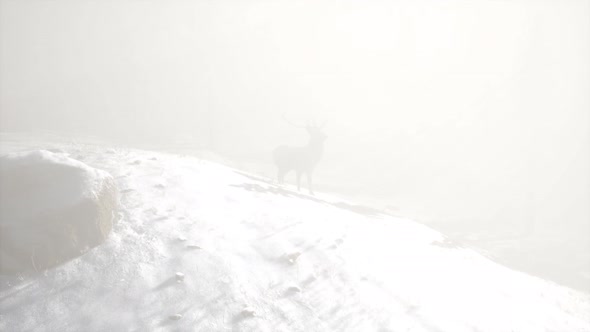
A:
[406, 304, 420, 314]
[301, 274, 317, 286]
[241, 307, 256, 316]
[283, 286, 302, 296]
[232, 307, 256, 324]
[283, 252, 301, 264]
[169, 313, 182, 320]
[329, 238, 344, 249]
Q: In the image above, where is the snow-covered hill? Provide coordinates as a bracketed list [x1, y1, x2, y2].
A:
[0, 140, 589, 331]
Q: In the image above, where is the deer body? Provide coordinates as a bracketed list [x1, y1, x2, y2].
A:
[273, 126, 326, 195]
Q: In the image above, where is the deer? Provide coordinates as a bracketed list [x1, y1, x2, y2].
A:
[273, 115, 326, 195]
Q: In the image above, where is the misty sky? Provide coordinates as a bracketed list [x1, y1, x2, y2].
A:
[1, 0, 588, 234]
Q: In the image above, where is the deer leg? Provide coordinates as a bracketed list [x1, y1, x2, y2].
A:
[277, 169, 285, 184]
[307, 172, 314, 195]
[296, 171, 302, 191]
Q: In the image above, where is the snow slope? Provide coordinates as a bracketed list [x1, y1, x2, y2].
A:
[0, 141, 589, 331]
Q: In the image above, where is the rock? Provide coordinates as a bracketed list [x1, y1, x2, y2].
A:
[0, 150, 118, 274]
[175, 272, 185, 282]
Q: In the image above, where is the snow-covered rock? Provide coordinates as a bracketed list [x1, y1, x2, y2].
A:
[0, 150, 117, 273]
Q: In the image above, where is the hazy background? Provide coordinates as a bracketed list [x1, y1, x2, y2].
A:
[1, 0, 589, 279]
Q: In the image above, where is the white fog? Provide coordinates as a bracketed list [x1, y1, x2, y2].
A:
[1, 0, 589, 331]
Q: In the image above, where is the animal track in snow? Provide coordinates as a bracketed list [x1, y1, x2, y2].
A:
[241, 307, 256, 317]
[284, 286, 302, 296]
[284, 251, 301, 264]
[169, 313, 182, 320]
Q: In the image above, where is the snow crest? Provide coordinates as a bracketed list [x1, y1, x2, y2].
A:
[0, 144, 588, 332]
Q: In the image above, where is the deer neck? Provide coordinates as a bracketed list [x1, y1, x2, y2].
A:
[307, 140, 324, 160]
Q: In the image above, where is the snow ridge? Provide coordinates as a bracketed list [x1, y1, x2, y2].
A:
[0, 144, 588, 331]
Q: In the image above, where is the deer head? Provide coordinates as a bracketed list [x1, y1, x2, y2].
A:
[282, 114, 327, 144]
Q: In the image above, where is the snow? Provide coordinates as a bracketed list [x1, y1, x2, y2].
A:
[0, 140, 589, 331]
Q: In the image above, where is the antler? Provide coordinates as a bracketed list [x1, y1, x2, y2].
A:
[310, 116, 327, 129]
[282, 113, 307, 129]
[283, 113, 326, 129]
[311, 118, 327, 129]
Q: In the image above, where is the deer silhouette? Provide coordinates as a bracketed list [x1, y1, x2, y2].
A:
[273, 116, 326, 195]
